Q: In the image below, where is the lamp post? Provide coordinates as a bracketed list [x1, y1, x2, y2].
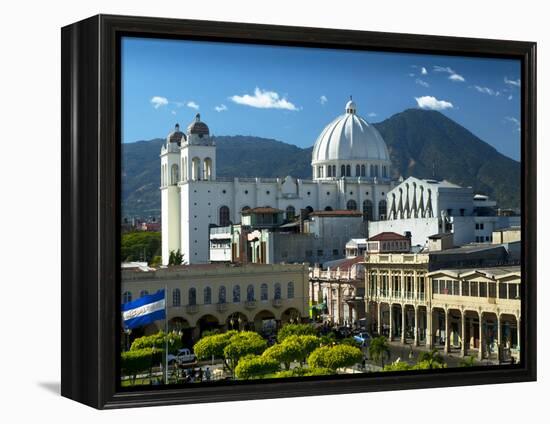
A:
[124, 328, 132, 351]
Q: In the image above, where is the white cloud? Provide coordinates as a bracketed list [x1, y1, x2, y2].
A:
[415, 78, 430, 88]
[150, 96, 169, 109]
[504, 77, 521, 87]
[421, 67, 428, 75]
[320, 95, 328, 105]
[473, 85, 500, 96]
[415, 95, 454, 111]
[433, 65, 465, 82]
[367, 112, 378, 118]
[504, 116, 521, 132]
[187, 101, 199, 110]
[230, 87, 299, 111]
[508, 95, 513, 101]
[214, 104, 228, 112]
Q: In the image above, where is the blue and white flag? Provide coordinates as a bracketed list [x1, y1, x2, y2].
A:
[122, 289, 166, 329]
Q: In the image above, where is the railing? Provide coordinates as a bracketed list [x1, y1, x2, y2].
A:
[245, 300, 257, 309]
[216, 303, 228, 312]
[272, 298, 282, 308]
[186, 304, 199, 314]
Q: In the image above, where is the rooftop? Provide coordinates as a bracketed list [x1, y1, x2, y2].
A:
[309, 210, 363, 217]
[369, 231, 409, 242]
[242, 207, 283, 214]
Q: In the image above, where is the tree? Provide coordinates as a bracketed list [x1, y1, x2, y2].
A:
[223, 331, 268, 371]
[417, 348, 445, 369]
[121, 231, 161, 263]
[168, 249, 183, 266]
[263, 335, 320, 370]
[193, 331, 237, 363]
[307, 344, 363, 371]
[130, 330, 183, 354]
[121, 347, 163, 385]
[277, 323, 317, 343]
[368, 336, 391, 368]
[234, 355, 280, 380]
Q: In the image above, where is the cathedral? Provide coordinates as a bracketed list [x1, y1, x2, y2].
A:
[160, 99, 395, 265]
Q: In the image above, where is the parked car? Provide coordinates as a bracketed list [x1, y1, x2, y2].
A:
[167, 348, 196, 364]
[353, 332, 372, 347]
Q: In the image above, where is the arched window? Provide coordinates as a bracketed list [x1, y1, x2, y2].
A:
[274, 283, 282, 300]
[346, 164, 351, 177]
[191, 157, 201, 181]
[188, 288, 196, 306]
[172, 288, 181, 307]
[203, 157, 213, 180]
[347, 199, 357, 210]
[373, 165, 379, 177]
[122, 291, 132, 303]
[171, 164, 179, 185]
[355, 164, 361, 176]
[361, 164, 366, 177]
[218, 286, 226, 304]
[341, 165, 346, 177]
[260, 283, 268, 301]
[233, 285, 241, 303]
[287, 282, 295, 299]
[327, 166, 332, 177]
[140, 290, 149, 298]
[204, 286, 212, 304]
[363, 200, 373, 221]
[241, 205, 251, 212]
[382, 166, 387, 178]
[219, 206, 230, 226]
[286, 205, 296, 221]
[324, 206, 333, 211]
[247, 284, 255, 301]
[305, 206, 314, 213]
[370, 164, 374, 177]
[332, 165, 336, 177]
[379, 200, 388, 219]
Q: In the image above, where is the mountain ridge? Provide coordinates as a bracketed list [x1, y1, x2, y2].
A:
[121, 109, 520, 217]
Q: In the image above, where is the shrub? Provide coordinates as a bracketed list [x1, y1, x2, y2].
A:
[193, 330, 237, 361]
[307, 344, 363, 371]
[234, 355, 280, 379]
[130, 331, 182, 354]
[383, 360, 412, 372]
[121, 347, 163, 384]
[277, 323, 317, 343]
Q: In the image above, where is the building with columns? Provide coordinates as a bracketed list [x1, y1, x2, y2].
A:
[121, 263, 309, 344]
[160, 99, 394, 265]
[364, 251, 520, 362]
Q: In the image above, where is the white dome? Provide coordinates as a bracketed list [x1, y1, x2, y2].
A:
[312, 100, 390, 163]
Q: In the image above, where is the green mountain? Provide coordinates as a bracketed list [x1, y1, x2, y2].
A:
[122, 109, 520, 217]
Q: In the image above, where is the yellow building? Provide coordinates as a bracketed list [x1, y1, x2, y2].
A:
[365, 252, 520, 362]
[121, 263, 309, 342]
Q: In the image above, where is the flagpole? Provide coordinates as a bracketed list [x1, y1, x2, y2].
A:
[164, 285, 168, 385]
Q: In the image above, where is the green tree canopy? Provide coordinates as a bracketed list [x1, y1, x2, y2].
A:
[130, 330, 183, 354]
[277, 323, 317, 343]
[234, 355, 280, 380]
[121, 347, 163, 384]
[193, 330, 238, 361]
[368, 336, 391, 368]
[307, 344, 363, 371]
[417, 349, 445, 369]
[121, 231, 161, 263]
[223, 331, 268, 369]
[263, 335, 320, 370]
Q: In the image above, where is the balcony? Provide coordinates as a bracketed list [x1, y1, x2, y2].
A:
[245, 300, 257, 309]
[186, 304, 199, 314]
[216, 303, 228, 312]
[272, 298, 283, 308]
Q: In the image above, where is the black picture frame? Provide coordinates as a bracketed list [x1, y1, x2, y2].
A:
[61, 14, 537, 409]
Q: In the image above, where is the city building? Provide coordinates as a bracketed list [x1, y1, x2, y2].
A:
[364, 251, 520, 362]
[160, 99, 394, 265]
[121, 263, 309, 344]
[366, 231, 411, 253]
[368, 176, 520, 248]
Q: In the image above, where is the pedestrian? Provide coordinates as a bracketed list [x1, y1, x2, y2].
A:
[198, 367, 203, 382]
[205, 367, 211, 381]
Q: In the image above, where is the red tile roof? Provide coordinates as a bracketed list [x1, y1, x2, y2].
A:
[368, 231, 409, 241]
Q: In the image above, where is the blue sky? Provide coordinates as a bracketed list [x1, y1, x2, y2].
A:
[122, 37, 521, 160]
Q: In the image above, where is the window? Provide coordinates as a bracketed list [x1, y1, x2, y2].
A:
[509, 284, 519, 299]
[287, 282, 295, 299]
[261, 283, 268, 301]
[327, 166, 332, 177]
[378, 200, 387, 219]
[233, 285, 241, 303]
[317, 249, 324, 257]
[382, 166, 387, 178]
[218, 286, 226, 304]
[470, 281, 479, 297]
[274, 283, 282, 300]
[247, 285, 255, 301]
[363, 200, 373, 221]
[341, 165, 346, 177]
[347, 199, 357, 210]
[479, 282, 487, 297]
[172, 288, 181, 306]
[140, 290, 149, 298]
[204, 286, 212, 304]
[498, 283, 507, 299]
[188, 288, 196, 305]
[356, 164, 361, 176]
[219, 205, 230, 226]
[346, 164, 351, 176]
[462, 281, 470, 296]
[460, 208, 465, 216]
[361, 164, 366, 177]
[286, 205, 296, 221]
[332, 249, 339, 256]
[488, 282, 497, 298]
[332, 165, 336, 176]
[122, 291, 132, 303]
[171, 164, 179, 185]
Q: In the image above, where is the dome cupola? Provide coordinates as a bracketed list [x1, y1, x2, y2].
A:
[311, 98, 391, 180]
[187, 113, 210, 136]
[166, 123, 185, 146]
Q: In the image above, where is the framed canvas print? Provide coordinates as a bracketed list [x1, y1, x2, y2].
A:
[61, 14, 537, 409]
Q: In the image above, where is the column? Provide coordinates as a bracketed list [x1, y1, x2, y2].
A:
[444, 309, 450, 353]
[401, 305, 406, 344]
[414, 306, 419, 346]
[377, 303, 382, 335]
[478, 312, 484, 360]
[389, 304, 393, 341]
[461, 310, 467, 357]
[496, 314, 502, 363]
[426, 307, 433, 349]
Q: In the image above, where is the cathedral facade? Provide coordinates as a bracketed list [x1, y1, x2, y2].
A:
[160, 100, 395, 265]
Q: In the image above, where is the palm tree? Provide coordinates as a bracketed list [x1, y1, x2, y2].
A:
[418, 348, 445, 369]
[368, 336, 391, 368]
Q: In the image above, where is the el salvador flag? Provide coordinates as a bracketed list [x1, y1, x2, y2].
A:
[122, 289, 166, 329]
